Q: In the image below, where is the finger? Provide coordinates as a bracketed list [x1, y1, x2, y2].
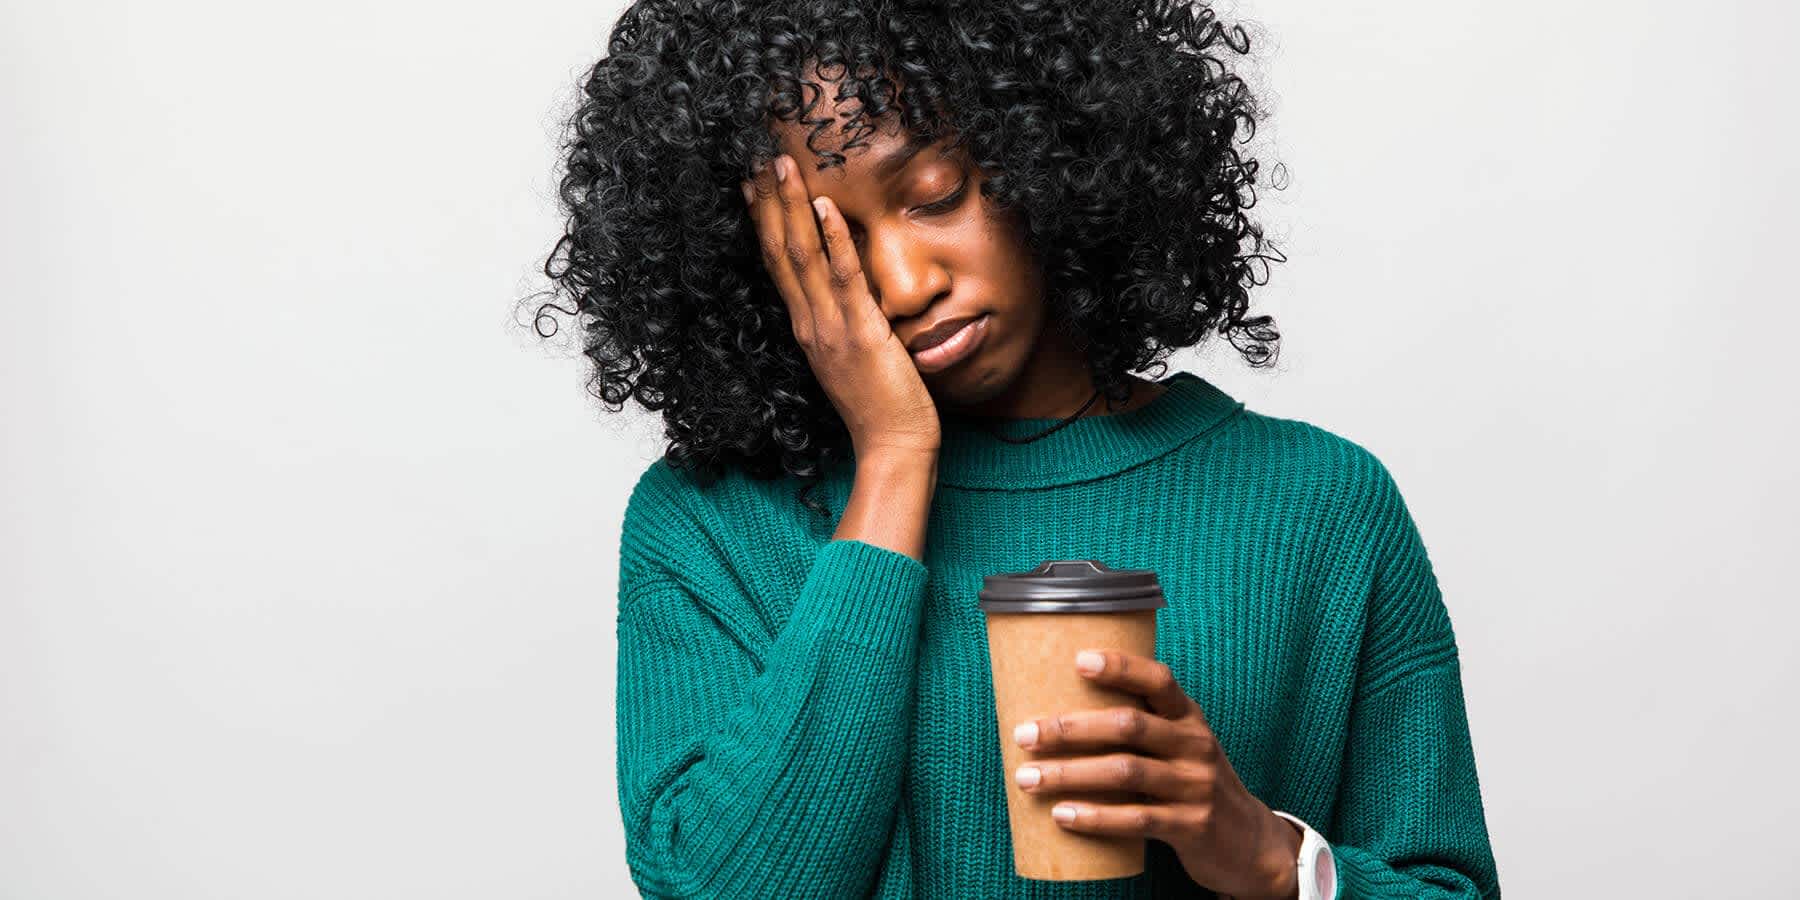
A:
[1013, 704, 1190, 759]
[1050, 799, 1190, 842]
[744, 159, 816, 342]
[775, 154, 846, 336]
[808, 195, 884, 333]
[1014, 752, 1198, 803]
[1076, 649, 1199, 722]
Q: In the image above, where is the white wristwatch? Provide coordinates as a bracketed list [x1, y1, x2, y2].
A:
[1271, 810, 1337, 900]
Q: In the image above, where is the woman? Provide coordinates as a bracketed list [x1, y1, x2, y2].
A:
[535, 2, 1500, 897]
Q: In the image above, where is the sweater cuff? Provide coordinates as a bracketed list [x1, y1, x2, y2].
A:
[1328, 842, 1431, 898]
[795, 538, 930, 653]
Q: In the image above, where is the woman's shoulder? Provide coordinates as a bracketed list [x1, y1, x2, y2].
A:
[1229, 406, 1396, 475]
[618, 455, 830, 595]
[623, 455, 826, 530]
[1193, 404, 1417, 532]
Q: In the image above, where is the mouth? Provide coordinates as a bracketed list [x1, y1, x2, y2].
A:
[910, 313, 991, 374]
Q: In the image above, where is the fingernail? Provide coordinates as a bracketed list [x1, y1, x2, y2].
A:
[1076, 651, 1105, 674]
[741, 183, 753, 206]
[1015, 766, 1041, 788]
[776, 156, 789, 182]
[1052, 805, 1077, 823]
[1013, 722, 1037, 748]
[811, 197, 827, 221]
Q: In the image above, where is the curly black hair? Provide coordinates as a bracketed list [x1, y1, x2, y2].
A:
[525, 0, 1286, 524]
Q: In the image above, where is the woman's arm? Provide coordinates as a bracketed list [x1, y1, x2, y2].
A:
[833, 450, 937, 559]
[1330, 656, 1498, 898]
[1325, 462, 1502, 898]
[613, 454, 935, 898]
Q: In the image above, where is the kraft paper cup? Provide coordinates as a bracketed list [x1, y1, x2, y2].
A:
[980, 560, 1168, 881]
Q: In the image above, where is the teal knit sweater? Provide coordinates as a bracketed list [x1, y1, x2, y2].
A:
[614, 370, 1500, 899]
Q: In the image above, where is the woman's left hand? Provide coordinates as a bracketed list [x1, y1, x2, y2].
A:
[1010, 649, 1303, 900]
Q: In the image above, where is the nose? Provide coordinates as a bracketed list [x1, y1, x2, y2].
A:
[861, 231, 952, 324]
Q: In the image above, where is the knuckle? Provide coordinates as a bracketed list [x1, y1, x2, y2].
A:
[1116, 708, 1147, 740]
[1129, 808, 1154, 831]
[1189, 763, 1216, 794]
[1113, 754, 1145, 788]
[1049, 714, 1074, 742]
[1150, 664, 1177, 693]
[1187, 727, 1218, 757]
[784, 243, 811, 271]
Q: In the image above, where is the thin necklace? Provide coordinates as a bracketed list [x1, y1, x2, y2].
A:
[978, 387, 1104, 444]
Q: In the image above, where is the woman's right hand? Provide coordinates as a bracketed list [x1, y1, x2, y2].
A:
[741, 154, 941, 458]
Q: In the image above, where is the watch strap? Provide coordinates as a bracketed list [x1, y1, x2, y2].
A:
[1271, 810, 1337, 900]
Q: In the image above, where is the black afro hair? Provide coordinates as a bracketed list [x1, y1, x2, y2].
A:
[525, 0, 1286, 521]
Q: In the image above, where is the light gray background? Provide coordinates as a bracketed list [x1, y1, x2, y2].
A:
[4, 1, 1794, 897]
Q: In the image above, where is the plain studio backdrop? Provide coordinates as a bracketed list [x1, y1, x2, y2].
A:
[3, 0, 1794, 896]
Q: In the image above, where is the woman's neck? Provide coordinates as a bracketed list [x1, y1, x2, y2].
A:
[941, 324, 1166, 421]
[931, 370, 1241, 489]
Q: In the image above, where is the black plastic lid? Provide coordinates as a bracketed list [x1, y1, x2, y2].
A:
[977, 560, 1168, 613]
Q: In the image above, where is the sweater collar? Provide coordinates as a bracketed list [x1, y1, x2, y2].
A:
[932, 370, 1245, 490]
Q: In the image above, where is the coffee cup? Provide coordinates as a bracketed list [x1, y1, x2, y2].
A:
[980, 559, 1167, 881]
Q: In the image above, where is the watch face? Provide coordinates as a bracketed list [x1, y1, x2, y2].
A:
[1313, 845, 1337, 897]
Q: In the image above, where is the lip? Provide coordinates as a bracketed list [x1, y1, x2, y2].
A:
[907, 314, 984, 353]
[910, 313, 990, 374]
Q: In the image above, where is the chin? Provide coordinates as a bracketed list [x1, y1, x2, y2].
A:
[929, 352, 1021, 409]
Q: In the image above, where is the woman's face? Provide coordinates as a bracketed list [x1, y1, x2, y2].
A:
[765, 104, 1056, 413]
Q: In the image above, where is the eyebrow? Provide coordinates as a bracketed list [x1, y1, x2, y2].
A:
[870, 131, 938, 183]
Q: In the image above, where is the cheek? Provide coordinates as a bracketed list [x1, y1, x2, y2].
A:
[952, 198, 1044, 348]
[986, 289, 1045, 366]
[974, 246, 1044, 328]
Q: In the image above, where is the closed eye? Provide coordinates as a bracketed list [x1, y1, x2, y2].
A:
[916, 177, 970, 215]
[844, 178, 973, 245]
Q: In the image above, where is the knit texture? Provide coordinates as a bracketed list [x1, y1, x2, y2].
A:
[614, 370, 1501, 899]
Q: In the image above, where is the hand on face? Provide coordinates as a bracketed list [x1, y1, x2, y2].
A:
[741, 153, 942, 459]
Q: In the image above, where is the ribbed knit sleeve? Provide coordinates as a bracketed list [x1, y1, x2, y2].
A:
[1327, 461, 1501, 899]
[613, 470, 931, 898]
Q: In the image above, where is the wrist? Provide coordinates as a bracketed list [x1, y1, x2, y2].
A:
[853, 433, 942, 462]
[836, 451, 937, 561]
[855, 444, 939, 470]
[851, 449, 938, 499]
[1237, 810, 1302, 900]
